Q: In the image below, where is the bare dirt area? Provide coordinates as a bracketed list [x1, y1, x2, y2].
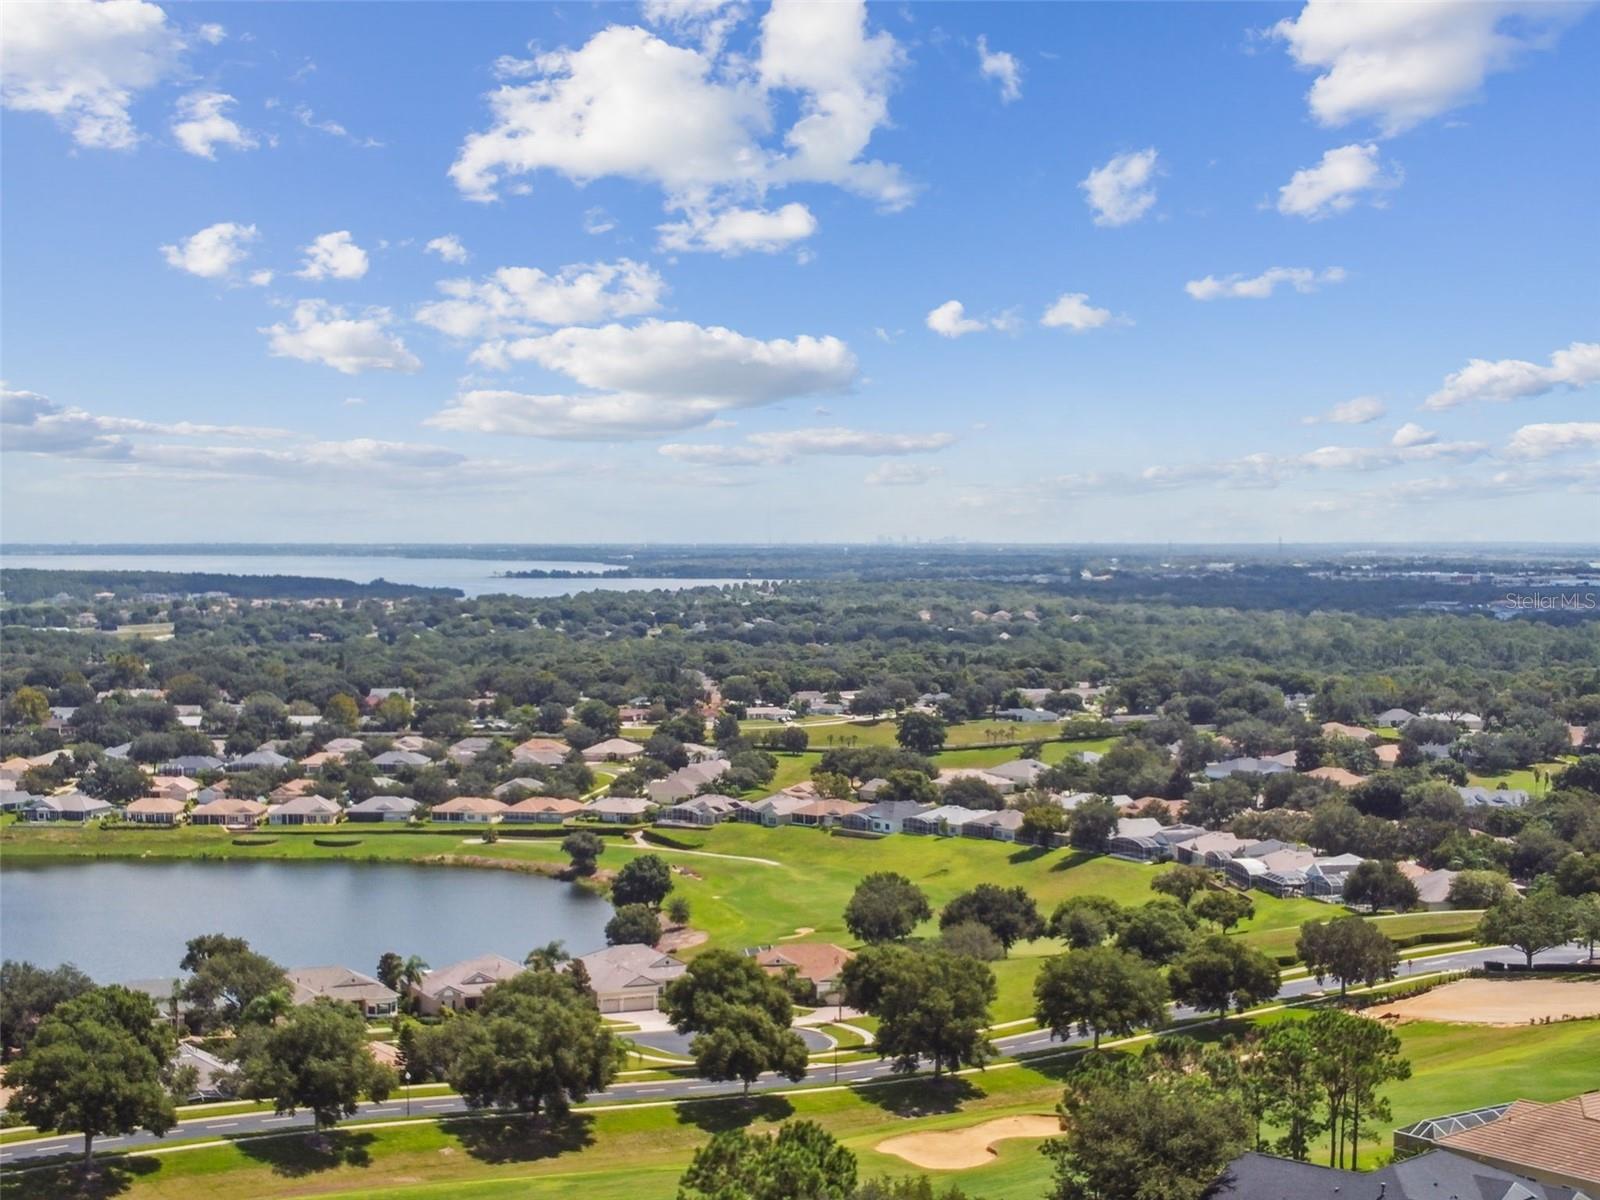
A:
[876, 1114, 1062, 1170]
[1369, 978, 1600, 1026]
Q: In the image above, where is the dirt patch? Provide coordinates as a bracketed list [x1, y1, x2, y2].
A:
[670, 864, 703, 881]
[1368, 978, 1600, 1026]
[779, 926, 816, 940]
[658, 925, 709, 952]
[876, 1114, 1061, 1170]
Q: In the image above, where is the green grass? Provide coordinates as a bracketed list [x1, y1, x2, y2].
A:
[1240, 908, 1480, 961]
[12, 1013, 1596, 1199]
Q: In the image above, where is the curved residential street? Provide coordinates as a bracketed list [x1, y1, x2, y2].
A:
[0, 943, 1587, 1168]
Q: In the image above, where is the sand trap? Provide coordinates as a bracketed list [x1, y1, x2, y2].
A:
[876, 1114, 1061, 1170]
[779, 926, 816, 940]
[1368, 978, 1600, 1026]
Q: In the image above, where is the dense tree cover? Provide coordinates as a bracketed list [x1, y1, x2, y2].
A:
[1166, 935, 1280, 1018]
[415, 968, 620, 1115]
[1476, 885, 1583, 967]
[611, 854, 674, 908]
[0, 960, 94, 1063]
[1295, 917, 1399, 997]
[236, 998, 395, 1129]
[605, 904, 662, 947]
[178, 934, 287, 1033]
[677, 1120, 857, 1200]
[663, 949, 809, 1093]
[1033, 946, 1168, 1048]
[937, 884, 1044, 954]
[6, 985, 179, 1164]
[840, 945, 995, 1077]
[843, 873, 932, 944]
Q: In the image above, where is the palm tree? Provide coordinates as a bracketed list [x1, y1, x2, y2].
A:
[524, 940, 569, 971]
[396, 955, 429, 1013]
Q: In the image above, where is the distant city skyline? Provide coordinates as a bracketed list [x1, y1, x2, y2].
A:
[2, 0, 1597, 543]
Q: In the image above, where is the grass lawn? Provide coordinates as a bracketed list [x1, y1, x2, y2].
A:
[1465, 761, 1568, 795]
[13, 1013, 1596, 1199]
[1239, 908, 1480, 961]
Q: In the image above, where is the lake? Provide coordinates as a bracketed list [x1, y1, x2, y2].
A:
[0, 860, 612, 984]
[0, 552, 745, 599]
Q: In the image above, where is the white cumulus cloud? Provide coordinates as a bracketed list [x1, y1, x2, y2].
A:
[160, 221, 259, 280]
[1424, 341, 1600, 410]
[1391, 422, 1436, 448]
[1, 0, 186, 150]
[424, 234, 468, 264]
[977, 35, 1021, 103]
[1277, 143, 1399, 219]
[171, 90, 257, 159]
[262, 300, 421, 375]
[416, 259, 665, 339]
[1304, 395, 1385, 425]
[926, 300, 1017, 339]
[1185, 266, 1346, 301]
[658, 202, 818, 255]
[295, 231, 370, 281]
[432, 319, 857, 440]
[1080, 148, 1159, 227]
[1503, 421, 1600, 460]
[1269, 0, 1582, 136]
[1041, 293, 1114, 333]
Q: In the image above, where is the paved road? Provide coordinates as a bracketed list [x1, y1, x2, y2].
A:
[1, 943, 1587, 1168]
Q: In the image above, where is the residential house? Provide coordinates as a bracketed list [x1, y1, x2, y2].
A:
[1225, 847, 1315, 892]
[191, 797, 267, 827]
[1397, 860, 1459, 909]
[1209, 1149, 1587, 1200]
[512, 737, 569, 766]
[372, 749, 431, 769]
[586, 796, 655, 823]
[1304, 853, 1367, 898]
[1394, 1091, 1600, 1191]
[175, 1043, 236, 1102]
[749, 943, 854, 1002]
[286, 966, 399, 1019]
[902, 804, 985, 836]
[125, 796, 188, 826]
[646, 759, 732, 804]
[1425, 710, 1486, 732]
[740, 789, 816, 827]
[1458, 785, 1531, 810]
[492, 777, 547, 799]
[230, 749, 292, 771]
[934, 768, 1017, 795]
[1172, 831, 1250, 866]
[363, 687, 410, 710]
[582, 738, 645, 763]
[411, 954, 523, 1016]
[392, 735, 433, 754]
[430, 796, 508, 823]
[160, 755, 225, 776]
[1321, 721, 1374, 740]
[995, 707, 1060, 723]
[1204, 755, 1294, 780]
[346, 795, 419, 823]
[742, 706, 794, 722]
[656, 794, 743, 826]
[568, 945, 685, 1014]
[1376, 707, 1418, 728]
[26, 793, 114, 823]
[150, 776, 202, 803]
[841, 800, 932, 835]
[322, 737, 364, 755]
[1374, 743, 1402, 766]
[986, 758, 1048, 787]
[962, 809, 1025, 842]
[790, 798, 867, 829]
[447, 737, 494, 764]
[856, 777, 890, 802]
[679, 742, 725, 763]
[267, 795, 342, 825]
[504, 797, 586, 823]
[269, 778, 319, 804]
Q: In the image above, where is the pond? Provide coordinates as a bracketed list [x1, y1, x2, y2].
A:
[0, 860, 612, 984]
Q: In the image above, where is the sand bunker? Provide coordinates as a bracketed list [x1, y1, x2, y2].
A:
[876, 1114, 1061, 1170]
[1368, 978, 1600, 1026]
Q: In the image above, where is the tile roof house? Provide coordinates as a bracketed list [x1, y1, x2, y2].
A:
[411, 954, 523, 1016]
[230, 749, 292, 771]
[840, 800, 933, 836]
[267, 795, 342, 825]
[1305, 766, 1366, 788]
[1376, 707, 1418, 727]
[739, 788, 817, 827]
[646, 758, 732, 804]
[346, 795, 420, 822]
[447, 736, 495, 763]
[372, 749, 431, 768]
[568, 945, 685, 1014]
[789, 798, 867, 828]
[191, 797, 267, 827]
[430, 796, 508, 823]
[902, 804, 986, 836]
[586, 796, 655, 823]
[749, 943, 854, 1001]
[986, 758, 1049, 785]
[1320, 721, 1373, 740]
[322, 737, 365, 755]
[1210, 1149, 1588, 1200]
[492, 777, 547, 798]
[150, 776, 202, 802]
[25, 793, 114, 823]
[161, 755, 225, 776]
[504, 796, 586, 823]
[125, 796, 189, 825]
[1172, 831, 1250, 865]
[1397, 1092, 1600, 1190]
[962, 808, 1026, 841]
[286, 966, 399, 1018]
[582, 737, 646, 763]
[512, 737, 569, 766]
[933, 767, 1017, 794]
[656, 794, 743, 826]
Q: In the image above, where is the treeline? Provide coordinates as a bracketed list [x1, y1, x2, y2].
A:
[0, 569, 458, 604]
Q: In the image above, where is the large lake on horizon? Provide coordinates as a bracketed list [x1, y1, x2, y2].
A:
[0, 860, 612, 984]
[0, 552, 746, 599]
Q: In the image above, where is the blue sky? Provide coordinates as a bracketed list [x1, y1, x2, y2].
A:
[2, 0, 1596, 544]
